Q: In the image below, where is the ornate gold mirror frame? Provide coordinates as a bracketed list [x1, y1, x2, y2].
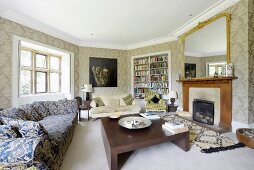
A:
[181, 13, 231, 64]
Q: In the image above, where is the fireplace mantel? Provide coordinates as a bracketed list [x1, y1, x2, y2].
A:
[177, 77, 238, 83]
[177, 76, 237, 131]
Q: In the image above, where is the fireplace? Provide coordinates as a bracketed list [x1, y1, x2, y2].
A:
[177, 77, 237, 132]
[193, 99, 214, 125]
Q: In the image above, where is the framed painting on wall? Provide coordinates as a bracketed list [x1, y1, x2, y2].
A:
[89, 57, 117, 87]
[185, 63, 196, 79]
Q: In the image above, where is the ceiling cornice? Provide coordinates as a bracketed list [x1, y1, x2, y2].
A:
[0, 8, 81, 45]
[0, 0, 241, 50]
[168, 0, 240, 38]
[78, 41, 126, 50]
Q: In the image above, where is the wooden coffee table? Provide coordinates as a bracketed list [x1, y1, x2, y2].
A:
[101, 115, 190, 170]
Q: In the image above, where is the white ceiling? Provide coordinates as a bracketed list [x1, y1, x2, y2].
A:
[185, 17, 226, 57]
[0, 0, 240, 49]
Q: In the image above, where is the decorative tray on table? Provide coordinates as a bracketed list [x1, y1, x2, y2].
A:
[118, 116, 152, 129]
[236, 128, 254, 149]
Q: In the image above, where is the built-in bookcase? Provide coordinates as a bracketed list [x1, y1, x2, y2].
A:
[131, 51, 171, 99]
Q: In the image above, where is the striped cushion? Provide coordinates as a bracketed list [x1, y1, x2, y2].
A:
[93, 97, 105, 107]
[123, 94, 134, 105]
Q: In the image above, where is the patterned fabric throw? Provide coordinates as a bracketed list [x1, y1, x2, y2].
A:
[0, 125, 18, 139]
[0, 137, 41, 166]
[1, 117, 46, 138]
[123, 94, 134, 105]
[162, 115, 245, 153]
[93, 97, 105, 107]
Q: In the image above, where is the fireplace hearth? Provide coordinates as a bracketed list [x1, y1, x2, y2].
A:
[193, 99, 214, 125]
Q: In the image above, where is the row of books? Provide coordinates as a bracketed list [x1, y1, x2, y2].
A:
[162, 121, 188, 134]
[134, 70, 149, 76]
[134, 58, 149, 65]
[150, 56, 167, 63]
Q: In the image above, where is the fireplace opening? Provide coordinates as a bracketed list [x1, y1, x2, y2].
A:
[193, 99, 214, 125]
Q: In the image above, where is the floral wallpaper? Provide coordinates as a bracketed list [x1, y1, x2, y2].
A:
[248, 0, 254, 123]
[0, 17, 80, 108]
[223, 0, 249, 124]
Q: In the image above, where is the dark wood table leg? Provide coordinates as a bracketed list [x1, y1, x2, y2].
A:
[110, 151, 118, 170]
[88, 109, 89, 121]
[172, 132, 190, 151]
[78, 108, 81, 121]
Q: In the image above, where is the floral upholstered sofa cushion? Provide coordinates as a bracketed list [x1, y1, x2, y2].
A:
[0, 137, 41, 167]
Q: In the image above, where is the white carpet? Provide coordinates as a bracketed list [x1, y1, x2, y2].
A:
[61, 112, 254, 170]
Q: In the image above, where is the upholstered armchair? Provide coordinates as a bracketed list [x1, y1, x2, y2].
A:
[145, 91, 167, 112]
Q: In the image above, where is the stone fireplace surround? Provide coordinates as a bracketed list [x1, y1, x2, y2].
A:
[177, 77, 237, 131]
[189, 88, 220, 125]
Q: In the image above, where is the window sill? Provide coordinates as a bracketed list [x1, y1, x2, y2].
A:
[18, 93, 70, 106]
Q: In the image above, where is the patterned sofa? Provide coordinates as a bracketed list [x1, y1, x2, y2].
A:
[0, 99, 78, 170]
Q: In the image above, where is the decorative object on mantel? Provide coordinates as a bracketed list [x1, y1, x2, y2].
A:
[163, 115, 245, 153]
[184, 63, 196, 79]
[225, 63, 234, 77]
[81, 84, 93, 101]
[178, 73, 182, 80]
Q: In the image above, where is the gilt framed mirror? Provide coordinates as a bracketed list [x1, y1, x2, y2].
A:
[182, 13, 231, 79]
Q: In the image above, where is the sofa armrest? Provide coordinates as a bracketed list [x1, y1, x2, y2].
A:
[90, 100, 97, 108]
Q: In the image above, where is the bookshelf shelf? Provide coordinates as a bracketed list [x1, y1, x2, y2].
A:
[132, 51, 171, 99]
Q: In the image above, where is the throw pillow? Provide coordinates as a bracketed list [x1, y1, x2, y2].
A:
[31, 101, 50, 118]
[0, 137, 41, 166]
[93, 97, 105, 107]
[0, 125, 18, 139]
[1, 117, 46, 138]
[20, 104, 42, 121]
[65, 99, 79, 114]
[151, 95, 160, 104]
[123, 94, 134, 105]
[47, 99, 68, 115]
